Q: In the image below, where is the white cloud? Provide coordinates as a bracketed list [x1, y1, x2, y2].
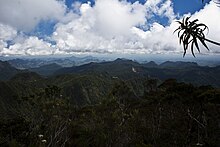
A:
[0, 0, 66, 31]
[132, 1, 220, 56]
[0, 0, 220, 56]
[145, 0, 175, 22]
[0, 23, 55, 56]
[157, 0, 175, 22]
[94, 0, 146, 36]
[52, 0, 176, 54]
[1, 36, 55, 56]
[130, 21, 181, 55]
[0, 23, 17, 53]
[190, 2, 220, 54]
[0, 23, 17, 40]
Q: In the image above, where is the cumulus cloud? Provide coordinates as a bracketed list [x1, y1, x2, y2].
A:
[133, 22, 182, 54]
[52, 0, 176, 54]
[0, 23, 17, 40]
[94, 0, 146, 36]
[136, 1, 220, 55]
[0, 23, 56, 56]
[0, 23, 17, 53]
[190, 2, 220, 54]
[0, 0, 66, 31]
[1, 36, 55, 56]
[145, 0, 175, 22]
[0, 0, 220, 56]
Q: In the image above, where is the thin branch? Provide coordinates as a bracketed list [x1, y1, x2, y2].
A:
[204, 38, 220, 46]
[187, 109, 206, 128]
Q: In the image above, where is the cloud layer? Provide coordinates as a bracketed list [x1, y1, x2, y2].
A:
[0, 0, 66, 31]
[52, 0, 177, 54]
[0, 0, 220, 56]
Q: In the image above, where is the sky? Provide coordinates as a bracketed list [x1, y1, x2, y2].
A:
[0, 0, 219, 57]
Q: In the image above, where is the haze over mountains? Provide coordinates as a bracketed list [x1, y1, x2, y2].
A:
[0, 57, 220, 87]
[1, 55, 220, 108]
[6, 56, 100, 69]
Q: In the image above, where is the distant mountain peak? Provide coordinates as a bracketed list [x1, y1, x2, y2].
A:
[115, 58, 129, 61]
[29, 63, 62, 76]
[143, 61, 158, 67]
[114, 58, 137, 63]
[159, 61, 198, 68]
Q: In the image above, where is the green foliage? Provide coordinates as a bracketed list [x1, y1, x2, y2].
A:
[0, 61, 19, 81]
[174, 1, 220, 57]
[0, 75, 219, 146]
[0, 85, 71, 146]
[175, 17, 220, 57]
[175, 17, 209, 57]
[67, 80, 220, 146]
[29, 63, 62, 76]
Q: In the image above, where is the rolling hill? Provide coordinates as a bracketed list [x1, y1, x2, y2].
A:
[55, 59, 220, 87]
[29, 63, 62, 76]
[0, 61, 20, 81]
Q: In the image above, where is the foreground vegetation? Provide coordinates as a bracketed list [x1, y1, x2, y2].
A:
[0, 76, 219, 146]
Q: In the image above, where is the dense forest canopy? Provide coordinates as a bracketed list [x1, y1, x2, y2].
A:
[0, 59, 220, 146]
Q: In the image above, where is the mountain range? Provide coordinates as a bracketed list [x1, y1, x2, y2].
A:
[0, 58, 219, 147]
[0, 60, 20, 80]
[54, 59, 220, 87]
[7, 55, 100, 69]
[0, 58, 220, 87]
[2, 57, 220, 109]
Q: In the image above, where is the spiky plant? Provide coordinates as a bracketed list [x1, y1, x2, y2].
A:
[201, 0, 220, 5]
[214, 0, 220, 6]
[174, 17, 220, 57]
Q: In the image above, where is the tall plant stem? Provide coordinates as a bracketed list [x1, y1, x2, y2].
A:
[204, 38, 220, 46]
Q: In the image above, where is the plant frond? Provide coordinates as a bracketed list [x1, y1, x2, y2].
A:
[174, 17, 220, 57]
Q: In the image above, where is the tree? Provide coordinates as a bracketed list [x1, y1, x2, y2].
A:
[18, 85, 71, 146]
[175, 0, 220, 57]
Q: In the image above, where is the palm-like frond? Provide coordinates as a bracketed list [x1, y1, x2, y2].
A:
[202, 0, 220, 6]
[201, 0, 220, 4]
[214, 0, 220, 6]
[174, 17, 220, 57]
[174, 17, 209, 57]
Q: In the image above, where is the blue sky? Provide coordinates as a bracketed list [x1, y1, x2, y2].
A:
[64, 0, 211, 14]
[36, 0, 211, 37]
[0, 0, 219, 56]
[173, 0, 211, 14]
